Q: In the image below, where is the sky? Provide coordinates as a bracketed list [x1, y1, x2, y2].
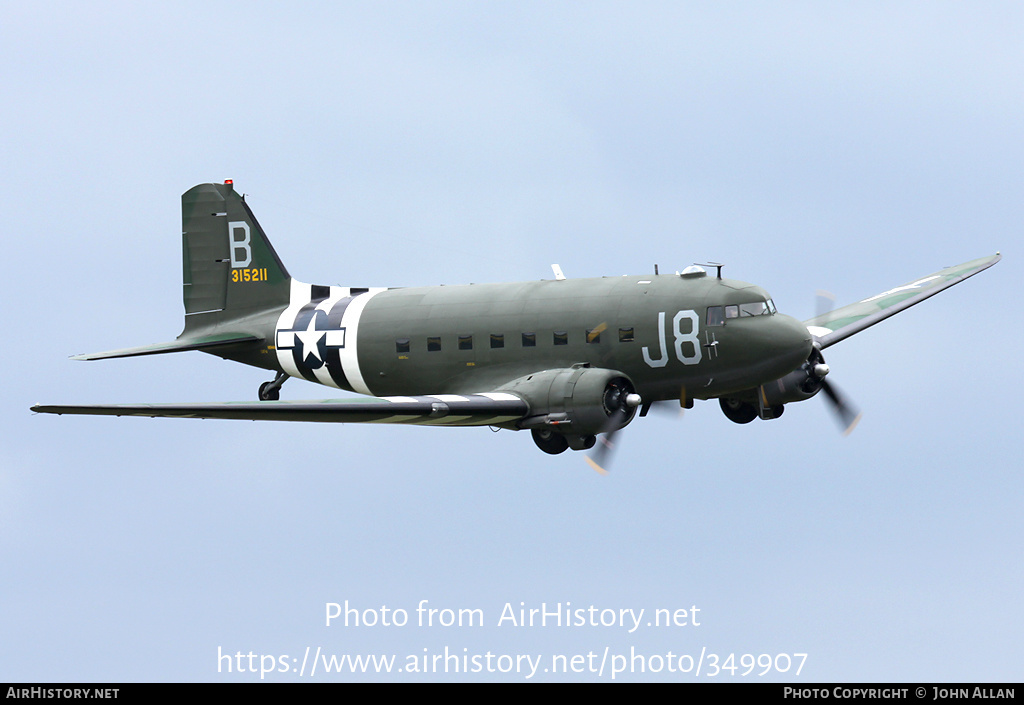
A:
[2, 1, 1021, 682]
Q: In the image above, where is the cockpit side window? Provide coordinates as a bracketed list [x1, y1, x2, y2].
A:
[706, 306, 724, 326]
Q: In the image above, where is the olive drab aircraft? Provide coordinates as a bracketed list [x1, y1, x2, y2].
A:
[32, 182, 1002, 471]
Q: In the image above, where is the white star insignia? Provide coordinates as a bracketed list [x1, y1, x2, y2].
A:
[295, 315, 326, 363]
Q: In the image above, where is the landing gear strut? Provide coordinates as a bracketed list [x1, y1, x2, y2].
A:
[258, 371, 288, 401]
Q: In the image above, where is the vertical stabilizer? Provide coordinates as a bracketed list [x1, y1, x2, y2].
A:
[181, 182, 290, 334]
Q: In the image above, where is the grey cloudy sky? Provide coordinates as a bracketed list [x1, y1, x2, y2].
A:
[2, 1, 1020, 681]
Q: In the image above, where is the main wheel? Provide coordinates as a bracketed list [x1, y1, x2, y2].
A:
[719, 397, 757, 424]
[532, 428, 569, 455]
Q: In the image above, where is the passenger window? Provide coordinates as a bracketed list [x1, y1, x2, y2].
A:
[586, 328, 601, 344]
[458, 335, 473, 350]
[522, 332, 536, 347]
[395, 338, 410, 353]
[427, 336, 441, 352]
[553, 331, 568, 345]
[706, 307, 724, 327]
[618, 327, 635, 342]
[490, 333, 504, 349]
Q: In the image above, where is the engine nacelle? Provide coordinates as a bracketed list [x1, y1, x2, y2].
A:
[758, 348, 828, 408]
[499, 365, 638, 437]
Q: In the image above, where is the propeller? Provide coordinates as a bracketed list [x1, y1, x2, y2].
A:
[820, 378, 862, 435]
[808, 290, 862, 435]
[585, 380, 642, 475]
[815, 289, 836, 320]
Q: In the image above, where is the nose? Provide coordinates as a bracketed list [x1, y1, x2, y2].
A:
[772, 314, 814, 368]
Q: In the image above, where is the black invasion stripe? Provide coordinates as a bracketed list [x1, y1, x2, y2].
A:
[311, 284, 331, 301]
[323, 296, 354, 391]
[289, 304, 326, 384]
[349, 287, 369, 296]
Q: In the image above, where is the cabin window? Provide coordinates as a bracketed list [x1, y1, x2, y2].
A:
[706, 307, 724, 327]
[490, 333, 504, 349]
[395, 338, 410, 353]
[618, 327, 635, 342]
[522, 332, 536, 347]
[427, 336, 441, 352]
[553, 331, 568, 345]
[725, 305, 739, 319]
[458, 335, 473, 350]
[586, 328, 601, 344]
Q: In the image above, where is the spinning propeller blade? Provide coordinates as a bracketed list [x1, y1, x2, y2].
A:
[585, 389, 641, 474]
[820, 378, 862, 435]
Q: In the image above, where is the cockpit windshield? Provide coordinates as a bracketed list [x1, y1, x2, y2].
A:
[706, 299, 776, 326]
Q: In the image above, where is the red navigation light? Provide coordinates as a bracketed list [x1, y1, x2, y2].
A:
[224, 179, 233, 185]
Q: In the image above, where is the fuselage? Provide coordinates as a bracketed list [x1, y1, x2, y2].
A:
[35, 183, 998, 455]
[254, 271, 813, 403]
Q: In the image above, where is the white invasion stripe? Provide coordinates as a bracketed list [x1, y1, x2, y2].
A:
[338, 289, 385, 396]
[312, 364, 340, 389]
[286, 279, 312, 318]
[477, 392, 522, 402]
[430, 394, 470, 402]
[382, 396, 419, 403]
[807, 325, 833, 338]
[861, 276, 941, 303]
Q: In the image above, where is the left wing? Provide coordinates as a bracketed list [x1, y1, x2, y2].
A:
[805, 253, 1001, 349]
[31, 393, 528, 427]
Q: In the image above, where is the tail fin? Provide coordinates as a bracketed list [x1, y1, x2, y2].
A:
[181, 181, 291, 334]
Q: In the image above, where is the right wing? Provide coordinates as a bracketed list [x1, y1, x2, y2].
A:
[804, 253, 1001, 349]
[31, 393, 529, 427]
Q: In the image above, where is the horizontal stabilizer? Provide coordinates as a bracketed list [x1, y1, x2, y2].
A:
[31, 393, 529, 427]
[71, 333, 263, 361]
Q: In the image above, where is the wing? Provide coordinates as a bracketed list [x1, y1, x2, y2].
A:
[31, 393, 528, 427]
[804, 253, 1001, 349]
